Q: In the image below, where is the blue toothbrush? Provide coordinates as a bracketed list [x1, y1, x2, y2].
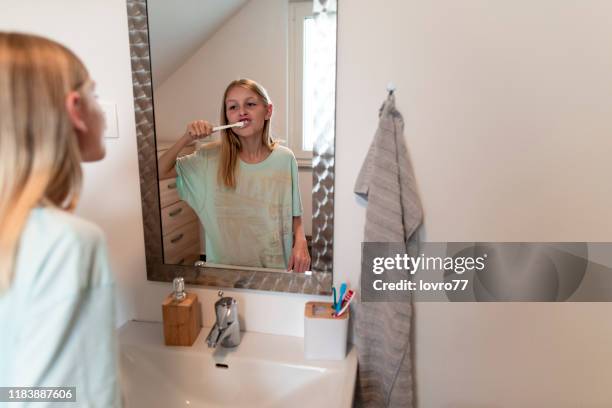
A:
[337, 283, 347, 314]
[332, 287, 337, 310]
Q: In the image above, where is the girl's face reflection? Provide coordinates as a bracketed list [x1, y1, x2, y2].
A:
[225, 86, 272, 139]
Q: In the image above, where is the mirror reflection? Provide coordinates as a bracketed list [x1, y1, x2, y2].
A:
[148, 0, 336, 273]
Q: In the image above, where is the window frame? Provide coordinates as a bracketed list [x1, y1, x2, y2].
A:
[288, 1, 314, 167]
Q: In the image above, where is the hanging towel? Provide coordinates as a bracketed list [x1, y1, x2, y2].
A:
[352, 93, 423, 408]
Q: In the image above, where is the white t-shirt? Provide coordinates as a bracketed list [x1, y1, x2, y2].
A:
[0, 207, 120, 407]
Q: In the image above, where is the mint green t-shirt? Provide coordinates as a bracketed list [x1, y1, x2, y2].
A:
[0, 207, 120, 407]
[175, 144, 303, 269]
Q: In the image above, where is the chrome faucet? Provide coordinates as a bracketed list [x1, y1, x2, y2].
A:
[206, 291, 241, 348]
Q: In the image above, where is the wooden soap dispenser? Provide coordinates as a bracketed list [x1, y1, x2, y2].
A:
[162, 277, 202, 346]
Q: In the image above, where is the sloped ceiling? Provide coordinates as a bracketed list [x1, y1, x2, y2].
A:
[148, 0, 249, 89]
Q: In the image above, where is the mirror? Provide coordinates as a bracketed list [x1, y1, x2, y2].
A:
[126, 0, 336, 294]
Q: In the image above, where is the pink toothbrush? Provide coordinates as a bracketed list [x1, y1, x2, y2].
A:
[335, 290, 355, 317]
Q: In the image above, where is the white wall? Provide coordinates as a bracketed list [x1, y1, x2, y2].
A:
[336, 0, 612, 406]
[147, 0, 247, 87]
[4, 0, 612, 406]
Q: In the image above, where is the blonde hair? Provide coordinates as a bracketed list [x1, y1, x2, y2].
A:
[218, 78, 276, 188]
[0, 32, 88, 292]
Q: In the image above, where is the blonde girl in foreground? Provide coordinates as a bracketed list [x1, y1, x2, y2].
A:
[0, 32, 120, 406]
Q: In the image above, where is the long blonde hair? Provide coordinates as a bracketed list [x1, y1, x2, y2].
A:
[218, 79, 276, 188]
[0, 32, 88, 292]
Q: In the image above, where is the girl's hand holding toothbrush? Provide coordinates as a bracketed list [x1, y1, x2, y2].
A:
[185, 120, 214, 143]
[184, 120, 246, 144]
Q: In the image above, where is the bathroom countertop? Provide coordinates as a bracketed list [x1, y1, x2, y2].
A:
[119, 320, 356, 366]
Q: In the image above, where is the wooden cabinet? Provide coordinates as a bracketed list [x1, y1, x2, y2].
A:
[162, 220, 201, 265]
[158, 144, 202, 266]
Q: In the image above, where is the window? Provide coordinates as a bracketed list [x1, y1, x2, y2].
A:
[289, 1, 337, 167]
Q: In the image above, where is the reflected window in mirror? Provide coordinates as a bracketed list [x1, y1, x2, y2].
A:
[289, 1, 337, 167]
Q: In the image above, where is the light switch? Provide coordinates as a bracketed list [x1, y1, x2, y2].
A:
[100, 101, 119, 139]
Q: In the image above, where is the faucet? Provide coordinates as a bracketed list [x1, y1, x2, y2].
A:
[206, 291, 241, 348]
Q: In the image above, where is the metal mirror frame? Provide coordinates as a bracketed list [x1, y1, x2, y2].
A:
[126, 0, 334, 295]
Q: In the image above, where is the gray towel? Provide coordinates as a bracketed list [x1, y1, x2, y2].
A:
[352, 94, 423, 408]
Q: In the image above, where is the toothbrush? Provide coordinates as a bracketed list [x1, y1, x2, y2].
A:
[332, 287, 337, 310]
[212, 121, 245, 132]
[336, 283, 347, 314]
[335, 290, 355, 317]
[340, 288, 353, 308]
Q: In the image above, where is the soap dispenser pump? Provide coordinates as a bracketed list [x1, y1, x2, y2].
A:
[162, 277, 202, 346]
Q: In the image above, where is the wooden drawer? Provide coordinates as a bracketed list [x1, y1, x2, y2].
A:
[161, 200, 197, 235]
[165, 249, 200, 266]
[163, 220, 200, 263]
[165, 243, 200, 265]
[159, 179, 180, 208]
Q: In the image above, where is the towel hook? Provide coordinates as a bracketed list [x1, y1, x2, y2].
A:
[386, 82, 396, 96]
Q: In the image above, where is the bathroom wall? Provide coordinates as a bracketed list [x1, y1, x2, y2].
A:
[336, 0, 612, 407]
[4, 0, 612, 406]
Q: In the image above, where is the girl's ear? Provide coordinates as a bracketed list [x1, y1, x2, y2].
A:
[265, 103, 273, 120]
[65, 90, 87, 133]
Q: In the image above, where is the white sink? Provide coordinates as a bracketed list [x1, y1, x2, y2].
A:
[118, 321, 357, 407]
